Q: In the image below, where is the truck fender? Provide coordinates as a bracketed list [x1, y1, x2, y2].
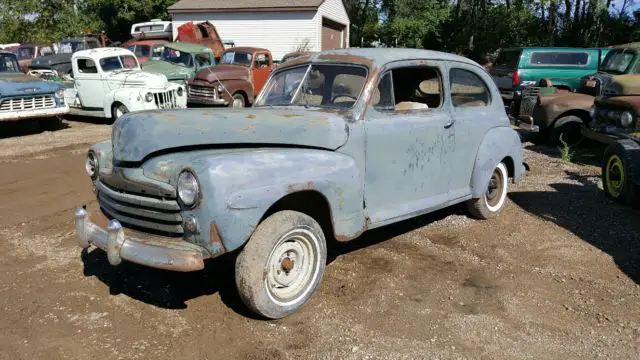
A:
[104, 89, 141, 118]
[470, 126, 525, 198]
[179, 149, 365, 255]
[220, 78, 254, 104]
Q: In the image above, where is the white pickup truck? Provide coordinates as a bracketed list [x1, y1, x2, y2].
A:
[64, 48, 187, 120]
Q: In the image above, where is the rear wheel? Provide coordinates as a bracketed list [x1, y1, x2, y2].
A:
[467, 162, 509, 219]
[602, 140, 639, 206]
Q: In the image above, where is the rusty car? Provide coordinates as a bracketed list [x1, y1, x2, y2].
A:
[121, 39, 167, 64]
[141, 42, 216, 84]
[15, 44, 56, 73]
[28, 35, 108, 81]
[74, 48, 526, 319]
[0, 50, 69, 129]
[513, 44, 640, 146]
[582, 74, 640, 205]
[186, 47, 274, 108]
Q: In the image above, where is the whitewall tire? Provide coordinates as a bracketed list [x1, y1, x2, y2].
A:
[467, 162, 509, 219]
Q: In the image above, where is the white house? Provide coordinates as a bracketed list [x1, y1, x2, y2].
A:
[167, 0, 350, 61]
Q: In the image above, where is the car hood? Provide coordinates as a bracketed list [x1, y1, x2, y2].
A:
[142, 60, 194, 80]
[111, 107, 349, 163]
[193, 64, 249, 83]
[30, 53, 71, 67]
[0, 73, 60, 96]
[104, 70, 170, 89]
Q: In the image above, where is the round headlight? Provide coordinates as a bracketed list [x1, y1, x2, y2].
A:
[177, 171, 199, 207]
[55, 88, 65, 99]
[85, 151, 98, 179]
[145, 92, 154, 102]
[620, 111, 634, 128]
[177, 86, 184, 97]
[217, 84, 225, 93]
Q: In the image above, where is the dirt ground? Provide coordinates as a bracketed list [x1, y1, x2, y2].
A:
[0, 118, 639, 360]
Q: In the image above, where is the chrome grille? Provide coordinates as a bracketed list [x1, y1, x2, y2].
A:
[96, 180, 183, 235]
[0, 95, 56, 112]
[188, 84, 218, 99]
[153, 90, 178, 109]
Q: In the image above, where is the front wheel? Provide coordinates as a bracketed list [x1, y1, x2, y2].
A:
[229, 93, 246, 108]
[112, 104, 129, 122]
[467, 162, 509, 219]
[549, 117, 584, 147]
[235, 210, 327, 319]
[602, 140, 639, 205]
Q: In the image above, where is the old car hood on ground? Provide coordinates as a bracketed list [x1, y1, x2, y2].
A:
[141, 60, 193, 80]
[193, 64, 249, 83]
[0, 74, 59, 96]
[29, 53, 71, 67]
[105, 70, 170, 89]
[112, 107, 349, 163]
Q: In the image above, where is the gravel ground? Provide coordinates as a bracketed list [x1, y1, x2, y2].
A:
[0, 119, 639, 360]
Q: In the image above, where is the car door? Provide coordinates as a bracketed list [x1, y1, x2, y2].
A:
[252, 52, 272, 95]
[446, 63, 497, 199]
[74, 57, 103, 109]
[363, 60, 456, 225]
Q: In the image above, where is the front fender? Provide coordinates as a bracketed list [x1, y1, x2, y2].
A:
[146, 148, 364, 256]
[220, 78, 254, 103]
[470, 126, 525, 198]
[537, 93, 595, 125]
[104, 89, 145, 118]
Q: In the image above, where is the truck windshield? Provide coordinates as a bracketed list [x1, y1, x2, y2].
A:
[255, 64, 368, 109]
[59, 41, 86, 54]
[99, 55, 139, 72]
[0, 53, 21, 72]
[221, 51, 252, 66]
[160, 47, 192, 67]
[600, 51, 636, 74]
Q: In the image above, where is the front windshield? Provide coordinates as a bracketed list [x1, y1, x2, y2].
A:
[256, 64, 368, 109]
[16, 47, 35, 60]
[0, 53, 21, 72]
[99, 55, 139, 72]
[59, 41, 86, 54]
[160, 47, 192, 67]
[221, 51, 252, 66]
[600, 51, 636, 74]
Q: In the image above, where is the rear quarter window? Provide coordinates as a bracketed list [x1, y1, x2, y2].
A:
[529, 52, 590, 66]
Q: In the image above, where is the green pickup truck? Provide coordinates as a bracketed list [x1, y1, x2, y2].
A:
[491, 47, 610, 116]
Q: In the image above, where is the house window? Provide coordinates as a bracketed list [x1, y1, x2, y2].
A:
[449, 68, 490, 107]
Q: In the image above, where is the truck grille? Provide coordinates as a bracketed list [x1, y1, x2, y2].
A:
[153, 90, 179, 109]
[187, 84, 218, 99]
[95, 180, 184, 235]
[0, 95, 56, 112]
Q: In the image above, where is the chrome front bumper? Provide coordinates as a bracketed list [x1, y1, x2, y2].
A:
[74, 207, 209, 272]
[513, 115, 539, 132]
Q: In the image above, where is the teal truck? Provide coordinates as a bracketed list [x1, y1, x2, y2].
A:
[490, 47, 610, 117]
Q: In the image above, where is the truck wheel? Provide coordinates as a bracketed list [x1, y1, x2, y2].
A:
[112, 104, 129, 121]
[602, 140, 639, 206]
[549, 117, 583, 147]
[467, 162, 509, 219]
[230, 93, 245, 108]
[235, 210, 327, 319]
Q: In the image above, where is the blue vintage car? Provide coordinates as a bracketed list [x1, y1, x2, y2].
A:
[1, 50, 69, 127]
[74, 48, 527, 319]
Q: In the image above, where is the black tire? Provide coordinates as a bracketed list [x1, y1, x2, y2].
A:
[235, 210, 327, 319]
[467, 162, 509, 219]
[112, 103, 129, 122]
[549, 116, 584, 147]
[601, 140, 640, 206]
[229, 93, 246, 108]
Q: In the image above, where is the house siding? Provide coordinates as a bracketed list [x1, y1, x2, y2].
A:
[314, 0, 350, 48]
[171, 11, 318, 61]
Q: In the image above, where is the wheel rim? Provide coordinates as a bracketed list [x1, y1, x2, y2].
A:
[484, 163, 507, 212]
[265, 228, 321, 306]
[605, 154, 625, 198]
[232, 96, 244, 108]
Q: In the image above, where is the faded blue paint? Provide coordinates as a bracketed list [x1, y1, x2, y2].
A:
[83, 47, 526, 266]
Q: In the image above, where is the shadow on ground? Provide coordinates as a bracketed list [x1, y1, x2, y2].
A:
[509, 170, 640, 283]
[80, 204, 462, 316]
[517, 130, 605, 168]
[0, 118, 70, 139]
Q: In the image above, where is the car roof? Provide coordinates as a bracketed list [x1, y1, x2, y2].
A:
[225, 46, 269, 54]
[73, 47, 134, 59]
[164, 42, 211, 53]
[126, 39, 168, 46]
[299, 47, 481, 69]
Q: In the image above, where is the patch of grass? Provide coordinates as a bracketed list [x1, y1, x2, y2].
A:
[559, 137, 575, 164]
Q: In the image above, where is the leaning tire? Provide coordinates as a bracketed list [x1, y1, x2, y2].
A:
[235, 210, 327, 319]
[229, 93, 245, 108]
[601, 140, 640, 206]
[467, 162, 509, 219]
[549, 116, 584, 147]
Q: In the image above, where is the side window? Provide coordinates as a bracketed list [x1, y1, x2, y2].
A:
[372, 72, 394, 111]
[530, 52, 589, 66]
[450, 68, 490, 107]
[77, 58, 98, 74]
[255, 53, 269, 68]
[389, 66, 442, 111]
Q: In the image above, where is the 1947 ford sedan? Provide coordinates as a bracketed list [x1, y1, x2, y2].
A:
[74, 48, 527, 319]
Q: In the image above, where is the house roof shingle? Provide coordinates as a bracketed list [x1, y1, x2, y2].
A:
[168, 0, 325, 12]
